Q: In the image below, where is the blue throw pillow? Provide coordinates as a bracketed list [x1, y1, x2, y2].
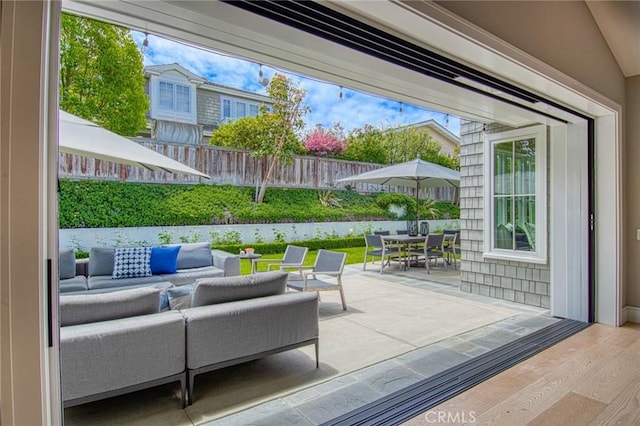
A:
[150, 246, 181, 275]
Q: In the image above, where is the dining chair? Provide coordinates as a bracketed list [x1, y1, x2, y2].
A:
[443, 231, 459, 270]
[409, 233, 446, 273]
[363, 234, 399, 274]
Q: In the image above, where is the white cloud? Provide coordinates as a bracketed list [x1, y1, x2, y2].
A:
[132, 31, 460, 136]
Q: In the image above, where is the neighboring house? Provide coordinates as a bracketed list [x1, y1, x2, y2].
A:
[143, 63, 273, 144]
[400, 119, 460, 156]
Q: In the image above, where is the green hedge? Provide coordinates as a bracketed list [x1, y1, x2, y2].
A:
[59, 179, 459, 228]
[215, 236, 365, 255]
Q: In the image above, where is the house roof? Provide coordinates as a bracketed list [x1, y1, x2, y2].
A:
[398, 119, 460, 146]
[144, 63, 272, 103]
[144, 63, 206, 83]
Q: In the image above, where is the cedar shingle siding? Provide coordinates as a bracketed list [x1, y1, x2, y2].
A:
[458, 120, 551, 308]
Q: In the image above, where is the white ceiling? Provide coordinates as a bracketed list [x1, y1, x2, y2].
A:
[586, 0, 640, 78]
[63, 0, 610, 126]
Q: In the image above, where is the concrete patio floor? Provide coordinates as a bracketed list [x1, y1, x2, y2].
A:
[64, 262, 556, 425]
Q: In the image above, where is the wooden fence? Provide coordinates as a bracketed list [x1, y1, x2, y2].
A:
[59, 140, 457, 202]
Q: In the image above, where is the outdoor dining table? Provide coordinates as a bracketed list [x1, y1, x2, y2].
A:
[381, 234, 426, 271]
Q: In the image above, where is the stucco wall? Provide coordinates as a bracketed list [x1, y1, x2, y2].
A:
[459, 120, 550, 308]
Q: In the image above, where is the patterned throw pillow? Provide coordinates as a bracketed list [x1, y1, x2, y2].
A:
[112, 246, 152, 279]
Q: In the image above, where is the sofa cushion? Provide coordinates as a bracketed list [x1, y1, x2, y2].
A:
[88, 247, 115, 276]
[60, 310, 185, 402]
[112, 247, 152, 279]
[167, 284, 195, 310]
[161, 266, 224, 286]
[59, 248, 77, 279]
[150, 246, 181, 275]
[191, 270, 287, 307]
[170, 242, 212, 269]
[88, 274, 163, 290]
[60, 287, 161, 326]
[59, 276, 89, 293]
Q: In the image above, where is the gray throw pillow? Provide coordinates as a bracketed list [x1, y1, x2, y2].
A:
[59, 248, 76, 280]
[167, 284, 195, 310]
[60, 287, 161, 326]
[88, 247, 115, 276]
[191, 270, 287, 307]
[168, 242, 213, 269]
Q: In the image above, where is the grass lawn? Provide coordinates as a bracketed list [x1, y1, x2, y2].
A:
[241, 247, 367, 275]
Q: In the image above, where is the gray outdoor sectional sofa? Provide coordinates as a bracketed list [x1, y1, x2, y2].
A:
[59, 242, 240, 293]
[59, 271, 319, 408]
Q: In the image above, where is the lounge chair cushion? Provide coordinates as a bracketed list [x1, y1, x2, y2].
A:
[191, 270, 287, 307]
[60, 287, 161, 326]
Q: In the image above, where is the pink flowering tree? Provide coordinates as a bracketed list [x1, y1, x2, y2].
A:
[304, 126, 345, 157]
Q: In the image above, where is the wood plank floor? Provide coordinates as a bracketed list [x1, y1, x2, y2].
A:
[403, 322, 640, 426]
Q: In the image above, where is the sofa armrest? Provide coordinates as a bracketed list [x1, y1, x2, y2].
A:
[183, 292, 318, 369]
[60, 311, 185, 402]
[75, 258, 89, 277]
[211, 249, 240, 277]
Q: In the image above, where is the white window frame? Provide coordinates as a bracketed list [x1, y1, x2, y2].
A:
[220, 95, 264, 122]
[150, 74, 197, 124]
[483, 124, 547, 264]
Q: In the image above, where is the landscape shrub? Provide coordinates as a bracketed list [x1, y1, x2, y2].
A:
[374, 193, 416, 220]
[216, 236, 364, 255]
[58, 179, 458, 229]
[304, 128, 345, 157]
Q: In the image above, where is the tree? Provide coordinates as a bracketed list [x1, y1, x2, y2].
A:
[255, 74, 309, 203]
[341, 124, 388, 164]
[60, 13, 149, 136]
[210, 74, 309, 204]
[303, 126, 345, 157]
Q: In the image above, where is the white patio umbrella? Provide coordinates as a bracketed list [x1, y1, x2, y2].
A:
[337, 156, 460, 223]
[59, 110, 209, 179]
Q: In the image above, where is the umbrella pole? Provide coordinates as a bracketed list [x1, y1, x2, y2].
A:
[415, 182, 420, 234]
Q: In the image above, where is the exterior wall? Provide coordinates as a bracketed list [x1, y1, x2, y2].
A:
[196, 88, 220, 130]
[459, 120, 550, 308]
[429, 130, 457, 156]
[59, 219, 459, 251]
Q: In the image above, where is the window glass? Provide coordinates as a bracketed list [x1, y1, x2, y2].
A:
[175, 84, 190, 113]
[222, 99, 231, 120]
[493, 140, 536, 252]
[236, 101, 246, 118]
[249, 104, 259, 117]
[485, 125, 546, 262]
[159, 81, 174, 110]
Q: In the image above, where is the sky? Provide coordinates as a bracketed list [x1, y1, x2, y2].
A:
[131, 32, 461, 136]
